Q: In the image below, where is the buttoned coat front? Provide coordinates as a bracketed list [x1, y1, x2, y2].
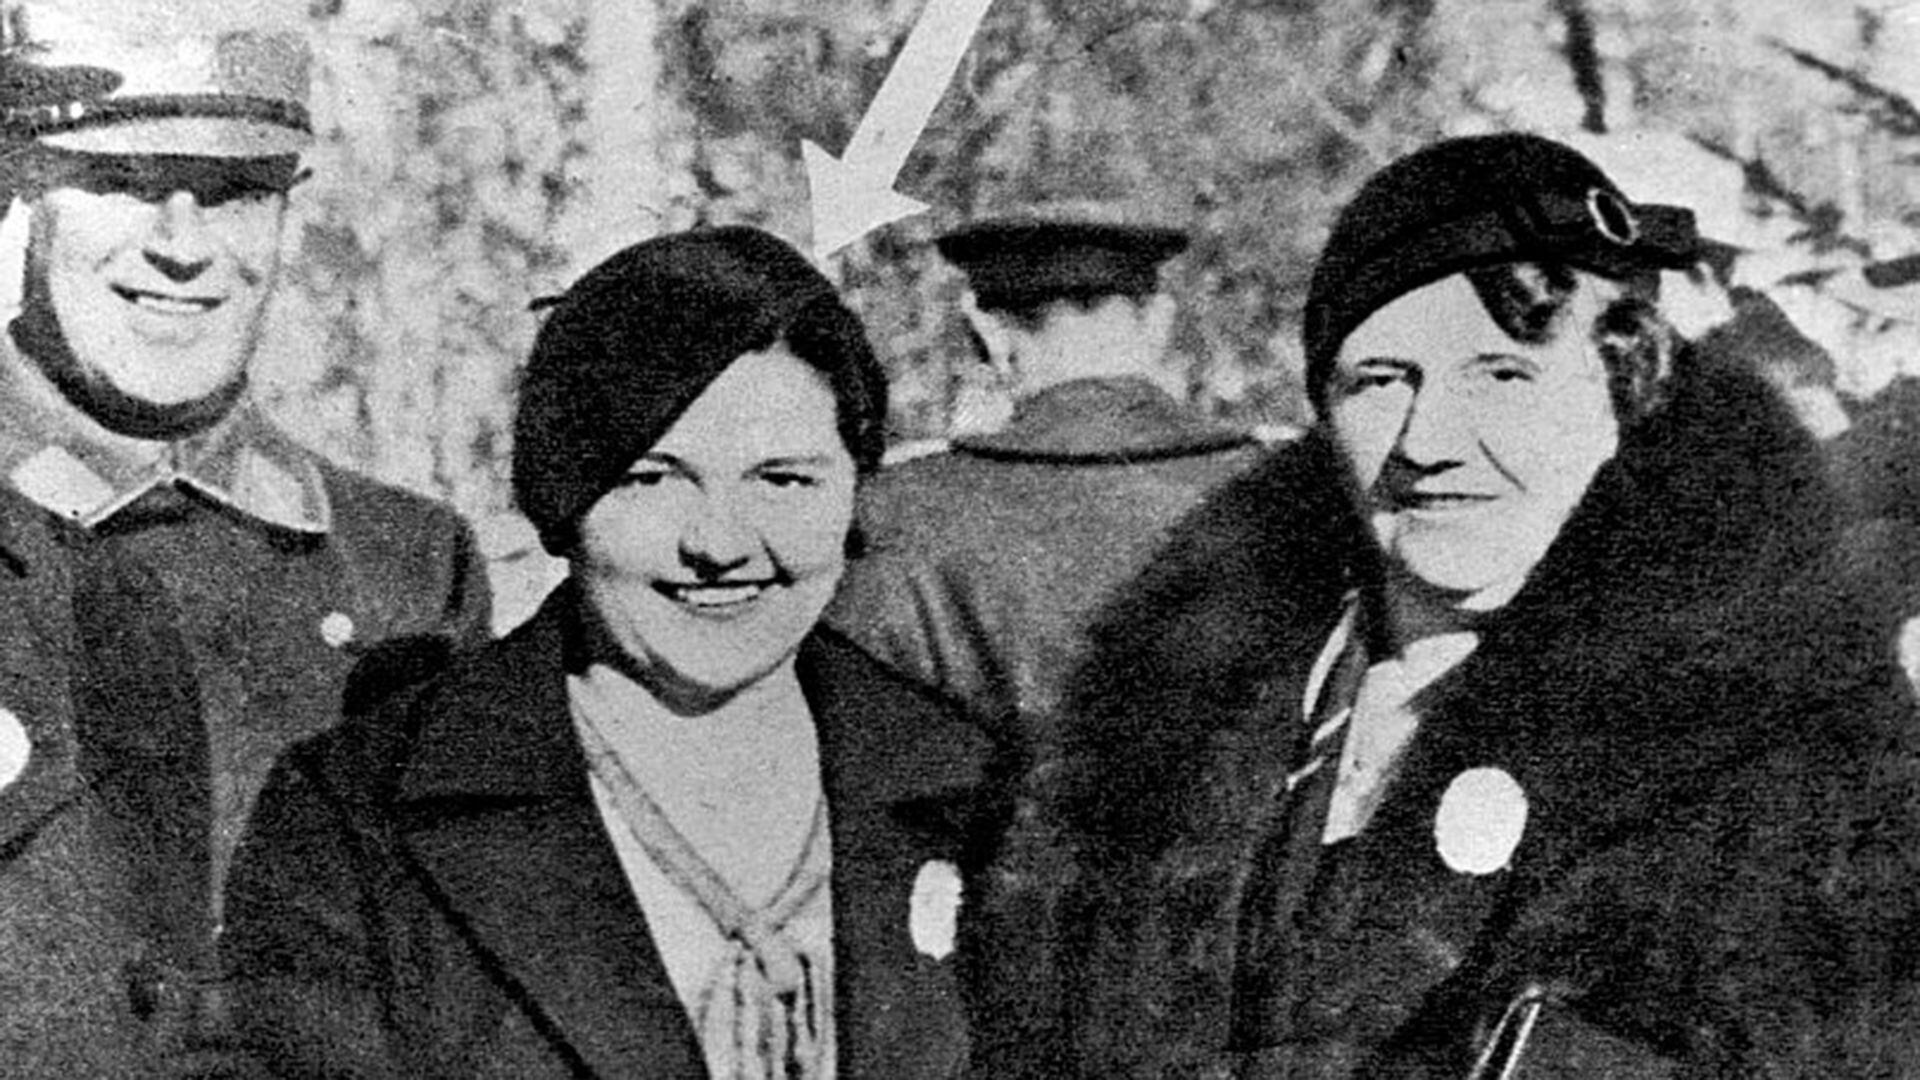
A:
[222, 582, 993, 1080]
[0, 433, 491, 1077]
[1042, 349, 1920, 1078]
[0, 488, 164, 1078]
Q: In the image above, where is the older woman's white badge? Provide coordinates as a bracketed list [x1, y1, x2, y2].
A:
[319, 612, 356, 650]
[0, 705, 30, 792]
[909, 859, 963, 960]
[1897, 615, 1920, 695]
[1434, 767, 1529, 876]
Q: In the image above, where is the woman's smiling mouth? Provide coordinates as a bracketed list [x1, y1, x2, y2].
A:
[112, 284, 223, 315]
[654, 580, 776, 611]
[1381, 489, 1502, 516]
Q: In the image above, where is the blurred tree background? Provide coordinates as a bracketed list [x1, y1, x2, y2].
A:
[252, 0, 1920, 629]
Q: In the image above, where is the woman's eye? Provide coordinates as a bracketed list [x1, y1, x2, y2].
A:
[761, 471, 820, 490]
[1342, 369, 1404, 394]
[1475, 355, 1540, 385]
[620, 469, 673, 488]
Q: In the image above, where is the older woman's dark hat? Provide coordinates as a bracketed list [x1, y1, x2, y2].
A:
[1304, 132, 1704, 402]
[513, 225, 888, 555]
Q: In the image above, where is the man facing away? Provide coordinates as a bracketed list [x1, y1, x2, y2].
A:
[0, 2, 491, 1074]
[824, 204, 1275, 1075]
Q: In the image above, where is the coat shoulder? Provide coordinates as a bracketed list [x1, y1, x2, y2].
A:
[312, 455, 492, 638]
[315, 456, 477, 545]
[852, 451, 1004, 549]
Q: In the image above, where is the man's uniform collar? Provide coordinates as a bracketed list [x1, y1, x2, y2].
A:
[0, 394, 331, 535]
[950, 377, 1255, 464]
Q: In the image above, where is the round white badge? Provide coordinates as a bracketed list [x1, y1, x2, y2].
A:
[0, 705, 29, 792]
[1897, 615, 1920, 694]
[1434, 767, 1530, 876]
[319, 612, 356, 649]
[908, 859, 963, 960]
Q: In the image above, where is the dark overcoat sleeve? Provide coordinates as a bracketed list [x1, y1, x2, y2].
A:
[221, 722, 406, 1079]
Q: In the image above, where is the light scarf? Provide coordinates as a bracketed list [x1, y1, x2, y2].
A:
[572, 673, 833, 1080]
[1303, 598, 1480, 844]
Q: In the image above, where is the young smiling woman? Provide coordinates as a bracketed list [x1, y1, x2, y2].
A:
[573, 345, 860, 715]
[222, 226, 998, 1080]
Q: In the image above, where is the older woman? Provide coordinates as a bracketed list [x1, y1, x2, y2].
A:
[1038, 134, 1920, 1077]
[221, 226, 992, 1079]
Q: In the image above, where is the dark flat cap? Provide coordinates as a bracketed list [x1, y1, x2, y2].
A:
[0, 0, 312, 157]
[935, 217, 1189, 311]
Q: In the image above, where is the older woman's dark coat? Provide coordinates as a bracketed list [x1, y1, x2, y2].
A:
[1028, 348, 1920, 1078]
[221, 582, 994, 1079]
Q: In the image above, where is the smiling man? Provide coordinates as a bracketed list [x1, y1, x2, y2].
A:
[0, 2, 491, 1075]
[13, 149, 297, 438]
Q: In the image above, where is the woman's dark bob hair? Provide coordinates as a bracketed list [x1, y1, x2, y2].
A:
[511, 225, 889, 555]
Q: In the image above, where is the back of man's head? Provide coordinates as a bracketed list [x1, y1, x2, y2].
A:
[935, 211, 1188, 393]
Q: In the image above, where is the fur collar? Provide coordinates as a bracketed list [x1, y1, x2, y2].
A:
[1061, 342, 1857, 860]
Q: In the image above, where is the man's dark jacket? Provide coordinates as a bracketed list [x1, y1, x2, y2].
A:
[0, 456, 489, 1078]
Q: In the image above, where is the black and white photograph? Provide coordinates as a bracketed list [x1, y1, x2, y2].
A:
[2, 1, 1919, 1076]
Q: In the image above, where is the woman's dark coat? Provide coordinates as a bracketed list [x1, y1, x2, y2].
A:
[1035, 348, 1920, 1077]
[221, 582, 993, 1079]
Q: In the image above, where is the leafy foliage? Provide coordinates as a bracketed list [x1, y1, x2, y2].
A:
[252, 0, 1920, 623]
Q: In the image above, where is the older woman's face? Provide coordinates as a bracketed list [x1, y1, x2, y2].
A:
[1327, 273, 1620, 609]
[575, 345, 857, 707]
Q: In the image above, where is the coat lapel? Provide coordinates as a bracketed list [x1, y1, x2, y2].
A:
[392, 589, 705, 1078]
[802, 628, 992, 1080]
[387, 601, 992, 1079]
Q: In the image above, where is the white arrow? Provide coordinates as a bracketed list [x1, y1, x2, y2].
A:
[804, 0, 994, 262]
